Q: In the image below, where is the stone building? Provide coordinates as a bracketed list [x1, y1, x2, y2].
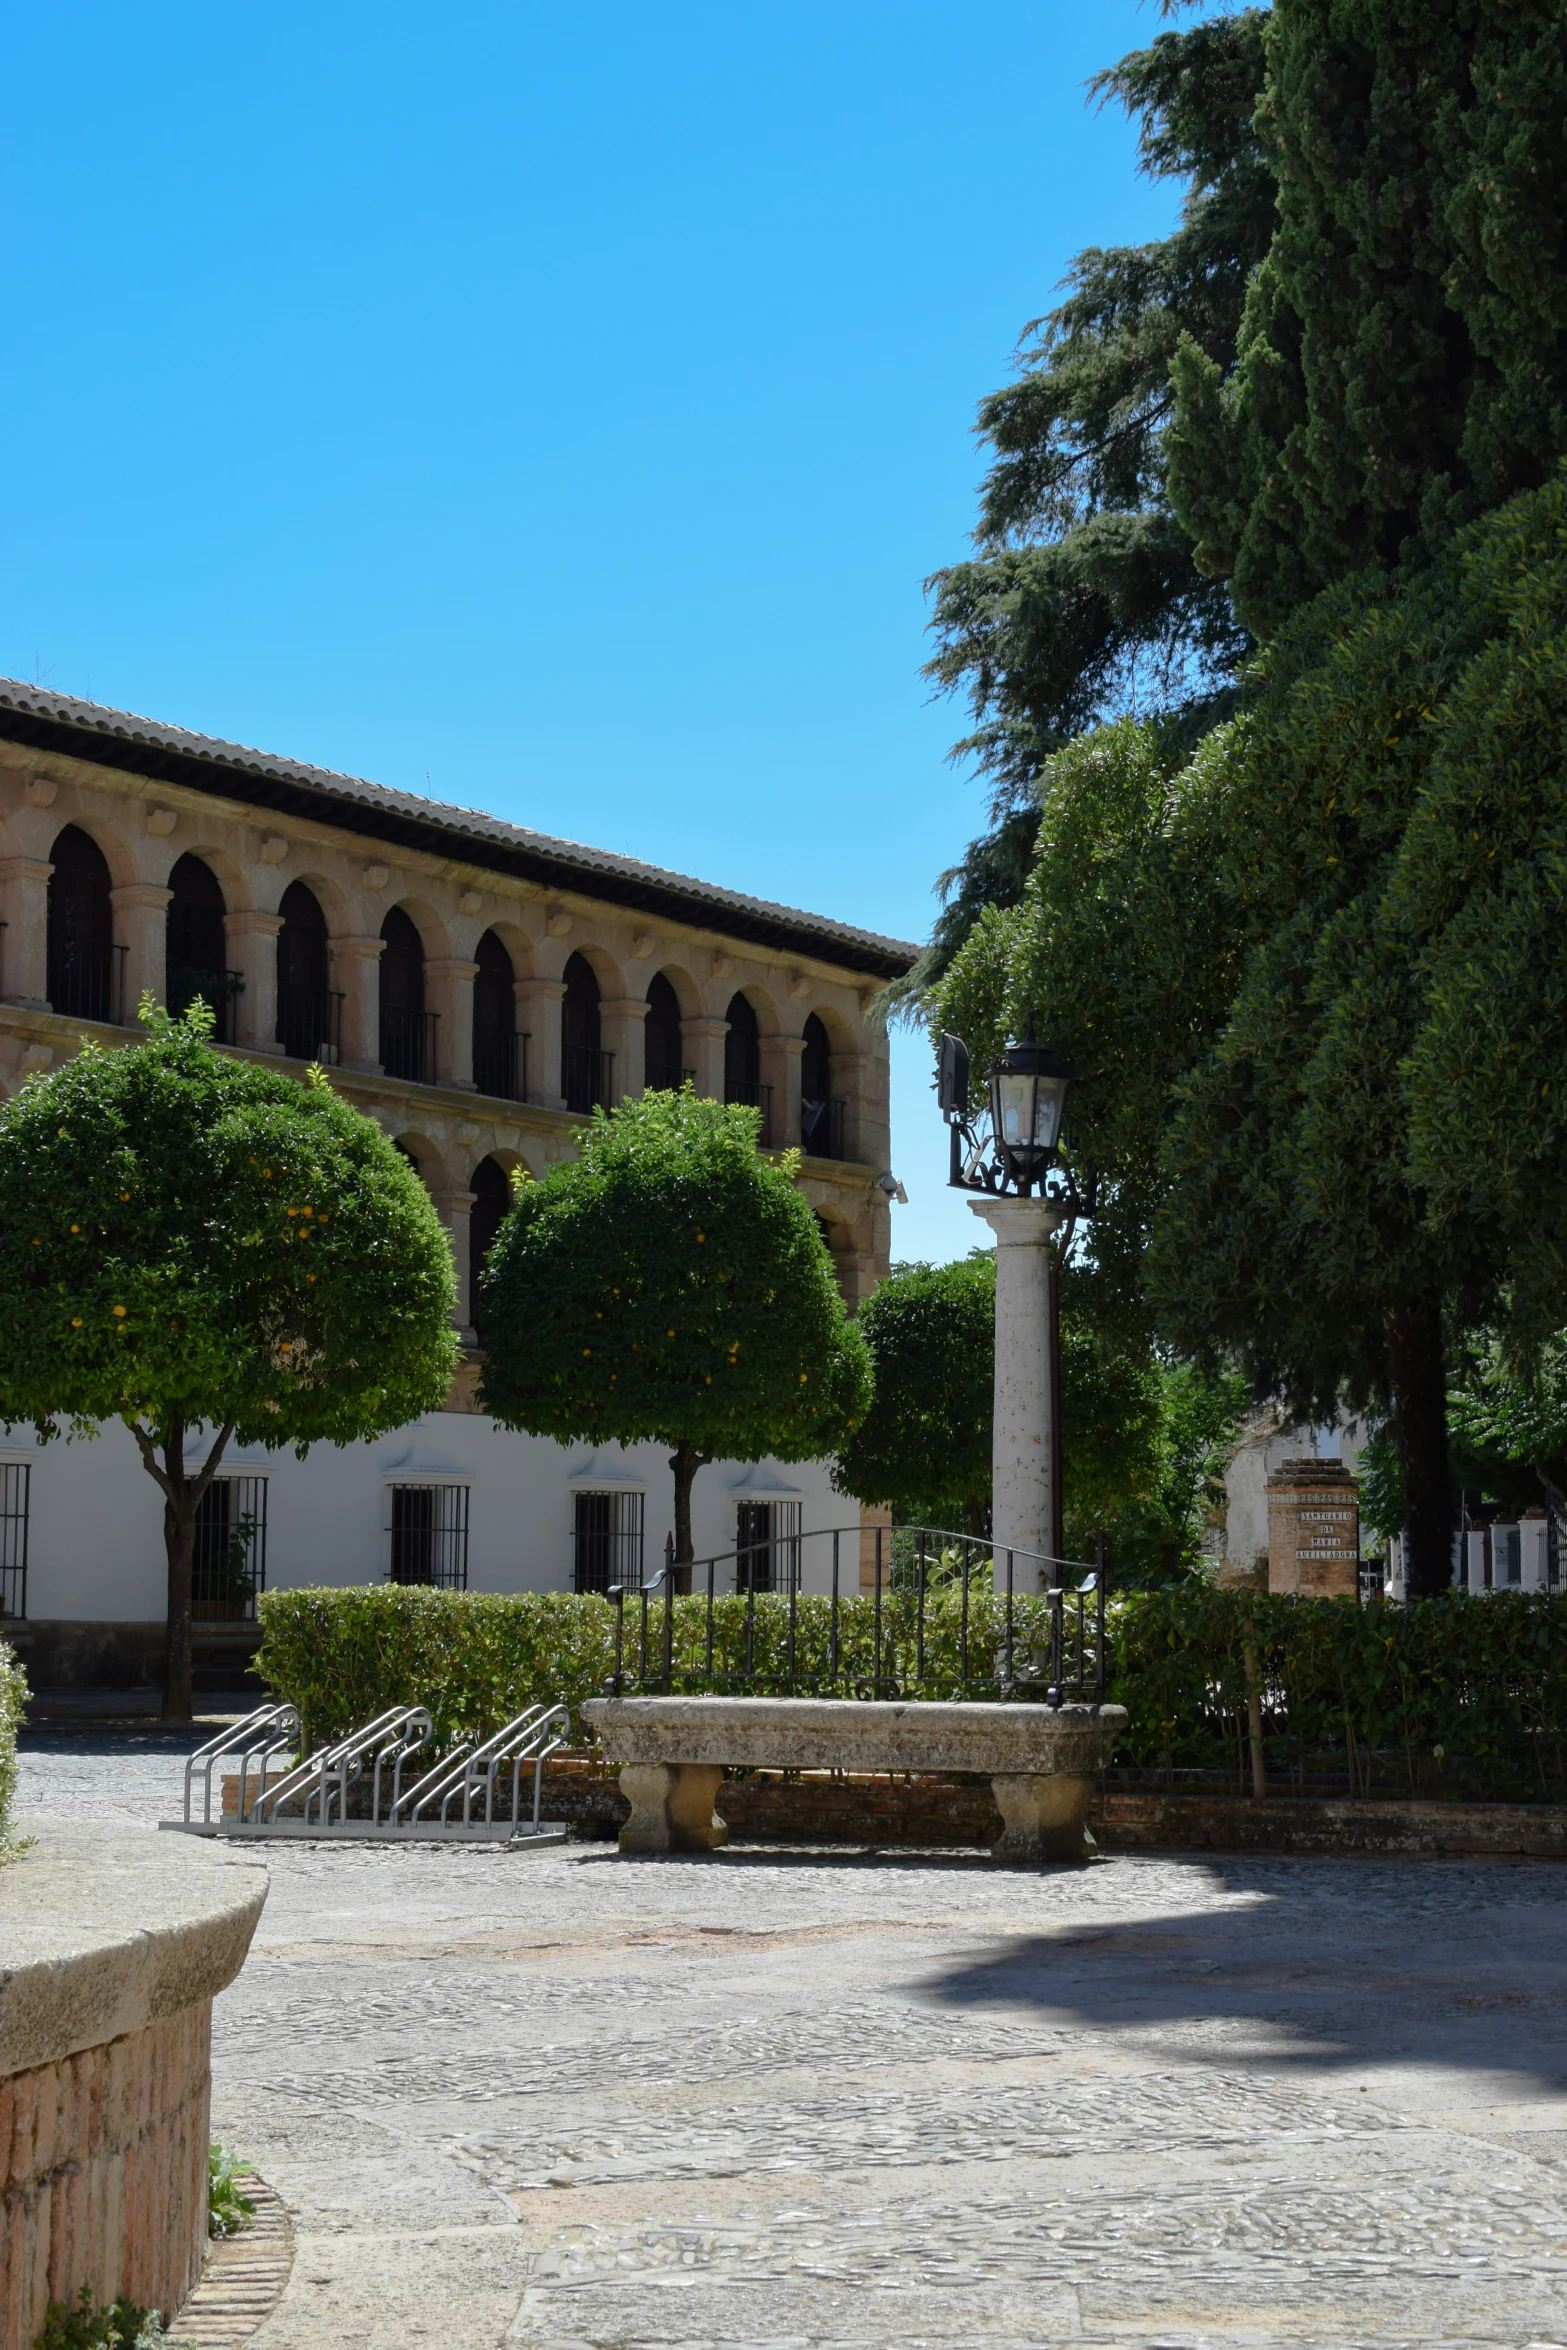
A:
[0, 681, 914, 1677]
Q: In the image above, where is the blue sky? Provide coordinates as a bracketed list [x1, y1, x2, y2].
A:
[3, 1, 1183, 1260]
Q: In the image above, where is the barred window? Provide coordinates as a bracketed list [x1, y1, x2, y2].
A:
[0, 1463, 29, 1621]
[735, 1500, 801, 1595]
[573, 1489, 644, 1594]
[193, 1476, 268, 1619]
[389, 1483, 469, 1589]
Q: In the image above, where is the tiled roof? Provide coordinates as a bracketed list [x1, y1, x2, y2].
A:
[0, 680, 918, 981]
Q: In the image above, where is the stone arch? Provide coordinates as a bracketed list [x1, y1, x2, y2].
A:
[813, 1207, 854, 1304]
[643, 969, 687, 1092]
[165, 853, 232, 1035]
[383, 894, 451, 962]
[467, 1153, 514, 1325]
[167, 840, 252, 915]
[562, 950, 608, 1113]
[50, 812, 138, 892]
[380, 904, 431, 1083]
[391, 1130, 451, 1191]
[476, 915, 534, 981]
[47, 825, 119, 1022]
[802, 998, 856, 1055]
[283, 866, 352, 934]
[473, 928, 518, 1096]
[723, 990, 762, 1107]
[275, 881, 332, 1061]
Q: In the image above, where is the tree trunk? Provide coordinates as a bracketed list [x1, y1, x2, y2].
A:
[1384, 1296, 1453, 1599]
[668, 1441, 712, 1598]
[124, 1411, 236, 1723]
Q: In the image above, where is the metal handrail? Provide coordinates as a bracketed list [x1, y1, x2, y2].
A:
[181, 1703, 299, 1827]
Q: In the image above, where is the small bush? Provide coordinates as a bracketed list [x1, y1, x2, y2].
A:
[33, 2290, 163, 2349]
[0, 1635, 28, 1858]
[207, 2146, 255, 2238]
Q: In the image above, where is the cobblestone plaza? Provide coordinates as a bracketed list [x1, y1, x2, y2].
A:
[18, 1725, 1567, 2349]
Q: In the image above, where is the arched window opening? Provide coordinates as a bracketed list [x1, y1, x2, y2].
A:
[380, 907, 433, 1083]
[165, 854, 237, 1040]
[644, 972, 687, 1093]
[724, 993, 771, 1143]
[473, 931, 523, 1100]
[47, 827, 122, 1024]
[562, 952, 608, 1113]
[275, 882, 340, 1063]
[468, 1155, 513, 1334]
[800, 1013, 843, 1160]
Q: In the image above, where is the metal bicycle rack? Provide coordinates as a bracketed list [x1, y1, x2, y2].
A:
[162, 1700, 570, 1847]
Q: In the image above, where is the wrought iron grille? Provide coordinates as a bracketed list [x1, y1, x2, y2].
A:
[644, 1055, 695, 1094]
[167, 964, 244, 1043]
[573, 1489, 645, 1593]
[564, 1046, 614, 1114]
[735, 1500, 801, 1594]
[727, 1079, 775, 1146]
[193, 1476, 268, 1619]
[801, 1096, 846, 1160]
[0, 1464, 29, 1621]
[48, 939, 127, 1026]
[389, 1483, 469, 1588]
[277, 984, 344, 1064]
[474, 1027, 527, 1101]
[381, 1004, 439, 1084]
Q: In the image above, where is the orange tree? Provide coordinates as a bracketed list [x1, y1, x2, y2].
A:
[0, 1004, 458, 1717]
[478, 1089, 872, 1580]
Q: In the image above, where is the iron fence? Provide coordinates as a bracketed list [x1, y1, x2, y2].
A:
[565, 1046, 614, 1114]
[277, 984, 343, 1064]
[645, 1057, 695, 1094]
[474, 1027, 527, 1101]
[382, 1004, 439, 1084]
[801, 1095, 846, 1161]
[605, 1522, 1107, 1704]
[167, 962, 244, 1042]
[48, 939, 126, 1026]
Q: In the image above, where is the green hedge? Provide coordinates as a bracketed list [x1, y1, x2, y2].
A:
[255, 1584, 1567, 1803]
[0, 1637, 28, 1854]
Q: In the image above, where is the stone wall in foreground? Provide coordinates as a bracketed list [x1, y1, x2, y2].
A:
[0, 1827, 267, 2349]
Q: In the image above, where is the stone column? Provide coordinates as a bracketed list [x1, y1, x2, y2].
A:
[225, 911, 283, 1053]
[968, 1194, 1064, 1586]
[0, 856, 52, 1007]
[828, 1050, 869, 1164]
[331, 935, 386, 1073]
[110, 883, 173, 1024]
[599, 995, 649, 1106]
[425, 957, 479, 1090]
[682, 1014, 729, 1101]
[761, 1032, 803, 1150]
[434, 1186, 478, 1345]
[517, 976, 567, 1107]
[617, 1763, 729, 1853]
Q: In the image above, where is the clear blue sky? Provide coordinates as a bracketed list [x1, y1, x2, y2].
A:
[3, 2, 1181, 1261]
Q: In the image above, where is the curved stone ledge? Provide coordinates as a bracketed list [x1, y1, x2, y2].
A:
[0, 1828, 267, 2350]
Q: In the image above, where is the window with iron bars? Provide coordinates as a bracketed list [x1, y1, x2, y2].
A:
[193, 1476, 268, 1619]
[735, 1500, 801, 1594]
[0, 1464, 29, 1621]
[573, 1489, 644, 1593]
[388, 1482, 470, 1588]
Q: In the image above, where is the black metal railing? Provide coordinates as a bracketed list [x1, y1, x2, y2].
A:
[604, 1523, 1108, 1705]
[381, 1004, 439, 1084]
[565, 1045, 614, 1114]
[167, 963, 244, 1043]
[0, 1461, 29, 1622]
[728, 1080, 775, 1145]
[801, 1096, 846, 1160]
[277, 985, 344, 1065]
[644, 1057, 695, 1094]
[388, 1482, 469, 1588]
[48, 940, 127, 1026]
[192, 1476, 268, 1620]
[474, 1028, 527, 1101]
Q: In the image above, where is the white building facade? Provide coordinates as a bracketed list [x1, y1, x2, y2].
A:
[0, 680, 913, 1687]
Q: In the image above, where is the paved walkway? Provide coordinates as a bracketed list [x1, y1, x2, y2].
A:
[17, 1724, 1567, 2348]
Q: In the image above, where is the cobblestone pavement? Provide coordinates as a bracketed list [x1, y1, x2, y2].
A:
[18, 1724, 1567, 2349]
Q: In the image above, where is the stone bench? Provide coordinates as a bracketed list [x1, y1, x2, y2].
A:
[579, 1694, 1127, 1863]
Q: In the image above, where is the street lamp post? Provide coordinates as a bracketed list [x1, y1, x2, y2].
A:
[938, 1026, 1084, 1581]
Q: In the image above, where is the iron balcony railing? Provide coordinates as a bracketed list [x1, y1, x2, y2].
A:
[728, 1080, 775, 1146]
[644, 1057, 695, 1094]
[276, 984, 344, 1065]
[382, 1004, 439, 1085]
[801, 1096, 847, 1160]
[167, 963, 244, 1043]
[48, 939, 127, 1026]
[604, 1522, 1108, 1706]
[565, 1045, 614, 1115]
[474, 1027, 527, 1102]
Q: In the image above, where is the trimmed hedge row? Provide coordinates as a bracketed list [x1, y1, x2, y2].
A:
[254, 1584, 1567, 1803]
[0, 1637, 27, 1853]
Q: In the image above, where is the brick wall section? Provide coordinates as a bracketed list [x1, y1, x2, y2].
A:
[0, 2005, 211, 2350]
[1266, 1458, 1360, 1596]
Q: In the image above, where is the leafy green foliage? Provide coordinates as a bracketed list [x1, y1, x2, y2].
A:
[0, 1009, 458, 1451]
[33, 2291, 162, 2350]
[207, 2146, 256, 2238]
[478, 1090, 872, 1552]
[0, 1637, 27, 1859]
[832, 1257, 995, 1531]
[1092, 1358, 1247, 1589]
[1169, 0, 1567, 635]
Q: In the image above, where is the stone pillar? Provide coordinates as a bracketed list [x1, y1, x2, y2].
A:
[434, 1186, 478, 1344]
[224, 911, 283, 1054]
[1265, 1458, 1359, 1596]
[761, 1032, 803, 1150]
[990, 1770, 1097, 1864]
[517, 976, 567, 1107]
[110, 884, 173, 1024]
[0, 855, 52, 1007]
[617, 1763, 729, 1853]
[599, 995, 648, 1106]
[425, 958, 479, 1090]
[968, 1194, 1065, 1586]
[829, 1050, 869, 1164]
[682, 1014, 728, 1101]
[331, 935, 385, 1073]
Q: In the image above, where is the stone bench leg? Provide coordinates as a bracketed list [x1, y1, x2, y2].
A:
[618, 1763, 729, 1854]
[990, 1771, 1096, 1864]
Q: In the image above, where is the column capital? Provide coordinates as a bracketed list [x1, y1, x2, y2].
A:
[517, 975, 566, 1001]
[425, 958, 480, 984]
[681, 1015, 730, 1040]
[968, 1195, 1065, 1248]
[599, 996, 650, 1021]
[331, 934, 387, 963]
[225, 910, 285, 941]
[110, 883, 174, 912]
[0, 856, 53, 885]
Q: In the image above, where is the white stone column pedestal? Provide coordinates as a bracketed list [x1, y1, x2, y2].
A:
[969, 1193, 1064, 1587]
